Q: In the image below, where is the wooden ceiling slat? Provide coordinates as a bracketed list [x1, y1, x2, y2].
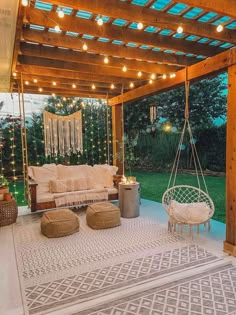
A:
[18, 55, 152, 80]
[20, 42, 179, 74]
[174, 0, 236, 19]
[16, 64, 139, 84]
[109, 47, 236, 105]
[46, 0, 236, 45]
[22, 29, 190, 67]
[24, 7, 224, 57]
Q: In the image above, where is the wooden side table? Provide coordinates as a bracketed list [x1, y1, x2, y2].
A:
[0, 198, 18, 226]
[119, 182, 140, 218]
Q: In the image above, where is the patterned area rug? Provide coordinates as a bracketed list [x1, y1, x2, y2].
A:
[13, 211, 222, 315]
[73, 263, 236, 315]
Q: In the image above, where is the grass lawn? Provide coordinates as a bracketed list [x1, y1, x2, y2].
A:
[10, 171, 226, 223]
[132, 171, 226, 223]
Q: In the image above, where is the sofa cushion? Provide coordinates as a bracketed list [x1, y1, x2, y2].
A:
[94, 164, 118, 176]
[91, 167, 114, 188]
[50, 178, 88, 193]
[29, 164, 57, 182]
[57, 164, 93, 180]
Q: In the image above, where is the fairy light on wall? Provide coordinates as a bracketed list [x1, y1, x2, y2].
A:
[103, 103, 108, 163]
[90, 103, 95, 165]
[83, 103, 88, 164]
[9, 116, 17, 198]
[97, 103, 101, 164]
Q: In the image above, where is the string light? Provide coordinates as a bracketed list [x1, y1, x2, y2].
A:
[150, 74, 156, 80]
[122, 65, 127, 72]
[138, 71, 142, 77]
[97, 16, 104, 26]
[104, 56, 109, 64]
[162, 74, 167, 79]
[39, 88, 43, 92]
[21, 0, 28, 6]
[54, 25, 61, 32]
[216, 24, 224, 32]
[33, 78, 38, 83]
[92, 84, 96, 90]
[130, 82, 134, 88]
[110, 83, 115, 89]
[58, 8, 64, 18]
[72, 84, 76, 88]
[52, 93, 56, 97]
[170, 73, 176, 78]
[137, 22, 144, 30]
[25, 81, 29, 85]
[13, 72, 17, 77]
[52, 81, 57, 86]
[82, 43, 88, 51]
[177, 26, 183, 34]
[63, 97, 67, 101]
[149, 79, 153, 84]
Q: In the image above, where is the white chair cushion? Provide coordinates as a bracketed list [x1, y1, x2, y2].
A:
[93, 164, 118, 176]
[169, 200, 211, 224]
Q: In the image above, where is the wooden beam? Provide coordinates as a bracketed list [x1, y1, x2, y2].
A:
[175, 0, 236, 20]
[12, 86, 107, 98]
[49, 0, 236, 45]
[24, 7, 222, 57]
[10, 4, 25, 91]
[20, 42, 179, 75]
[22, 29, 190, 67]
[18, 55, 151, 80]
[112, 105, 124, 174]
[109, 47, 236, 105]
[15, 82, 117, 95]
[16, 64, 139, 84]
[12, 74, 128, 89]
[224, 63, 236, 256]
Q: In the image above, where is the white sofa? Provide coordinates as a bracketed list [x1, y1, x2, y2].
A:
[28, 164, 120, 212]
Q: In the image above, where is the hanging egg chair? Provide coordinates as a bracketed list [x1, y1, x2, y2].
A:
[162, 69, 215, 234]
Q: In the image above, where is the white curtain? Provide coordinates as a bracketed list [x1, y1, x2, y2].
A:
[43, 110, 83, 157]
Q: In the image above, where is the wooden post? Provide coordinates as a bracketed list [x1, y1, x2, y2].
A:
[224, 64, 236, 256]
[112, 104, 124, 175]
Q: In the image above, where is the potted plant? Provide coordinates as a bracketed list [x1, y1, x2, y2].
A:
[0, 176, 9, 201]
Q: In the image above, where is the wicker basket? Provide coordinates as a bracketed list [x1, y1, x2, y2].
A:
[0, 198, 18, 226]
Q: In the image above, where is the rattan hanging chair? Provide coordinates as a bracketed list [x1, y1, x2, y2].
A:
[162, 69, 215, 234]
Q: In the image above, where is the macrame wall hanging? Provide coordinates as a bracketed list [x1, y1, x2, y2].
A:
[43, 110, 83, 157]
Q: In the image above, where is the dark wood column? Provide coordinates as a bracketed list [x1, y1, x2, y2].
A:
[112, 104, 124, 175]
[224, 64, 236, 256]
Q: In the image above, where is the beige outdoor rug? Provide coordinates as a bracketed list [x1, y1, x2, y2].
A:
[13, 211, 223, 315]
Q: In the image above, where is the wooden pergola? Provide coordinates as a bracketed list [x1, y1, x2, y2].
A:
[10, 0, 236, 255]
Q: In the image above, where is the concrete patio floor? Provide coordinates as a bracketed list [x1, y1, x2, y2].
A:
[0, 199, 234, 315]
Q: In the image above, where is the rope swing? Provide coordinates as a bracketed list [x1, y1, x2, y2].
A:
[162, 68, 215, 235]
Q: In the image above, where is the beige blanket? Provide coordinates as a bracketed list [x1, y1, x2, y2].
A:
[54, 189, 108, 207]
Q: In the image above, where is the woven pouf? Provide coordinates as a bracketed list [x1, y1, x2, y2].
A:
[86, 202, 121, 229]
[41, 209, 80, 238]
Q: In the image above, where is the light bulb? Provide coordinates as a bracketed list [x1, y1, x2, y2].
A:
[39, 88, 43, 92]
[54, 25, 60, 32]
[13, 72, 17, 77]
[58, 8, 64, 18]
[138, 71, 142, 77]
[92, 84, 96, 90]
[33, 78, 37, 83]
[149, 79, 153, 84]
[129, 82, 134, 88]
[52, 93, 56, 97]
[104, 56, 109, 64]
[110, 83, 115, 89]
[52, 81, 56, 86]
[82, 43, 88, 51]
[137, 22, 143, 30]
[162, 74, 167, 79]
[97, 17, 103, 26]
[150, 73, 156, 80]
[177, 26, 183, 34]
[25, 81, 29, 85]
[63, 97, 66, 101]
[122, 65, 127, 72]
[72, 84, 76, 88]
[21, 0, 28, 6]
[216, 24, 223, 32]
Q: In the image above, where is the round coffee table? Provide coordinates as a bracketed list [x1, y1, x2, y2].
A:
[0, 198, 18, 226]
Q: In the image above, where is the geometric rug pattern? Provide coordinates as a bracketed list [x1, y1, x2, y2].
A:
[74, 264, 236, 315]
[13, 211, 222, 315]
